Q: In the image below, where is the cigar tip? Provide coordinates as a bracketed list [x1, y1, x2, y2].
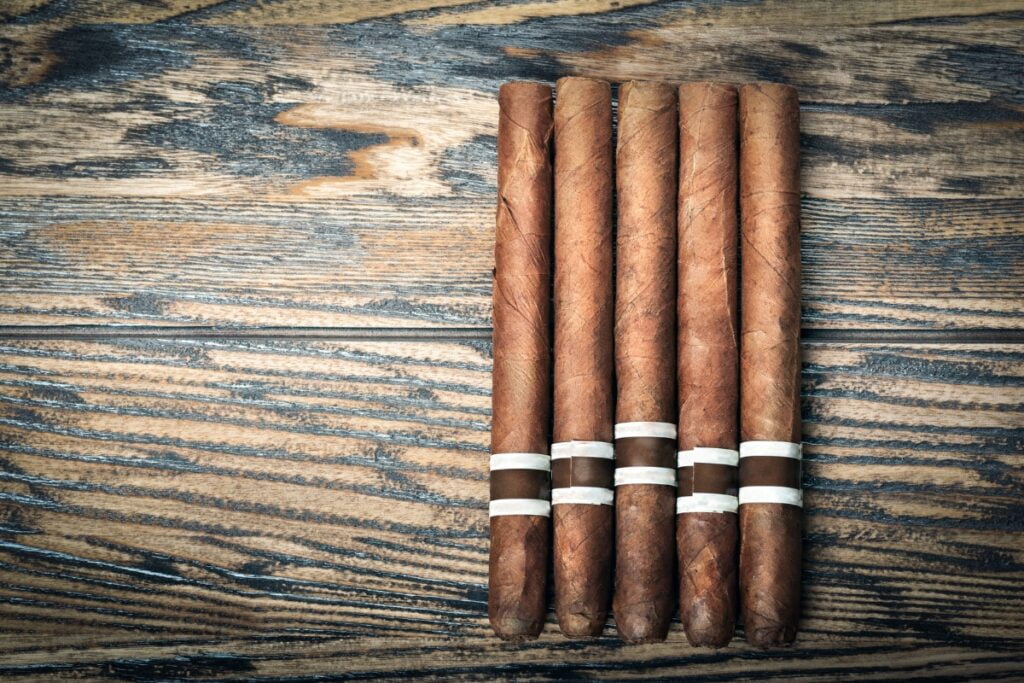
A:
[620, 79, 674, 89]
[490, 614, 544, 641]
[679, 81, 736, 91]
[555, 75, 611, 90]
[557, 612, 607, 637]
[500, 80, 552, 95]
[738, 81, 799, 98]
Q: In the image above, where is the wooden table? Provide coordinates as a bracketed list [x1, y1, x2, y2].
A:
[1, 1, 1021, 679]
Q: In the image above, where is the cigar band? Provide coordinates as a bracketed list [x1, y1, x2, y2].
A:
[550, 441, 614, 460]
[488, 498, 551, 518]
[677, 447, 739, 467]
[614, 466, 676, 487]
[551, 441, 614, 504]
[676, 492, 738, 515]
[489, 453, 550, 471]
[551, 486, 614, 506]
[614, 421, 677, 440]
[738, 485, 803, 507]
[678, 447, 738, 503]
[738, 441, 802, 507]
[739, 441, 802, 459]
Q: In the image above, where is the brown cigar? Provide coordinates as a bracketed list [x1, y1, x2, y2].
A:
[612, 81, 678, 644]
[738, 82, 803, 648]
[676, 82, 740, 648]
[489, 81, 554, 641]
[552, 77, 615, 638]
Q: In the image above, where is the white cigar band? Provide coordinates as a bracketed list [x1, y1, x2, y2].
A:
[738, 486, 803, 507]
[550, 440, 614, 460]
[678, 447, 740, 467]
[551, 486, 614, 506]
[489, 453, 550, 471]
[676, 492, 738, 514]
[739, 441, 802, 459]
[489, 499, 551, 517]
[614, 422, 677, 440]
[614, 466, 676, 487]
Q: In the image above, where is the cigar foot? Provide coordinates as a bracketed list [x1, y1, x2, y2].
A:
[490, 614, 544, 641]
[553, 504, 613, 639]
[489, 516, 549, 641]
[743, 619, 797, 648]
[682, 607, 733, 648]
[557, 611, 606, 637]
[738, 507, 801, 649]
[615, 605, 671, 644]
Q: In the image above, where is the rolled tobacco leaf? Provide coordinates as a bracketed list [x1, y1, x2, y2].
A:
[676, 81, 741, 649]
[737, 82, 803, 648]
[612, 80, 679, 644]
[489, 81, 554, 641]
[552, 76, 615, 638]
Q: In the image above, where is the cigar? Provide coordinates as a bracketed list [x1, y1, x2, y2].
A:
[552, 77, 615, 638]
[676, 82, 740, 648]
[489, 81, 554, 641]
[737, 82, 803, 648]
[611, 81, 678, 644]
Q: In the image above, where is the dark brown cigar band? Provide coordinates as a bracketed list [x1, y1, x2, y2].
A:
[677, 447, 739, 513]
[738, 441, 802, 488]
[677, 465, 693, 496]
[614, 437, 676, 469]
[490, 469, 550, 501]
[738, 441, 802, 506]
[678, 466, 737, 495]
[551, 457, 614, 489]
[488, 452, 552, 517]
[694, 463, 738, 495]
[739, 456, 800, 489]
[550, 441, 614, 505]
[678, 447, 740, 467]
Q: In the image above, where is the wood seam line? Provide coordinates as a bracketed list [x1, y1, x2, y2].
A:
[0, 327, 1021, 344]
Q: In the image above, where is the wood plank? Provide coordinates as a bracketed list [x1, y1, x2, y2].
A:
[2, 0, 1020, 27]
[0, 7, 1021, 329]
[0, 339, 1020, 677]
[1, 22, 1021, 198]
[2, 195, 1020, 328]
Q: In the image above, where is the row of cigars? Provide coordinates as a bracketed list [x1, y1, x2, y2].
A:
[489, 77, 802, 647]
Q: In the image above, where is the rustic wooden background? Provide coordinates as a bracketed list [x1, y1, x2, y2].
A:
[0, 0, 1022, 680]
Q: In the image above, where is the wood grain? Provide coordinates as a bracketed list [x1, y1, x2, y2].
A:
[3, 195, 1020, 328]
[2, 0, 1020, 26]
[0, 339, 1021, 678]
[1, 1, 1022, 678]
[0, 1, 1022, 328]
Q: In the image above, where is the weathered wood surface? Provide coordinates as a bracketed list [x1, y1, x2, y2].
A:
[0, 339, 1021, 679]
[0, 0, 1022, 328]
[1, 0, 1023, 679]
